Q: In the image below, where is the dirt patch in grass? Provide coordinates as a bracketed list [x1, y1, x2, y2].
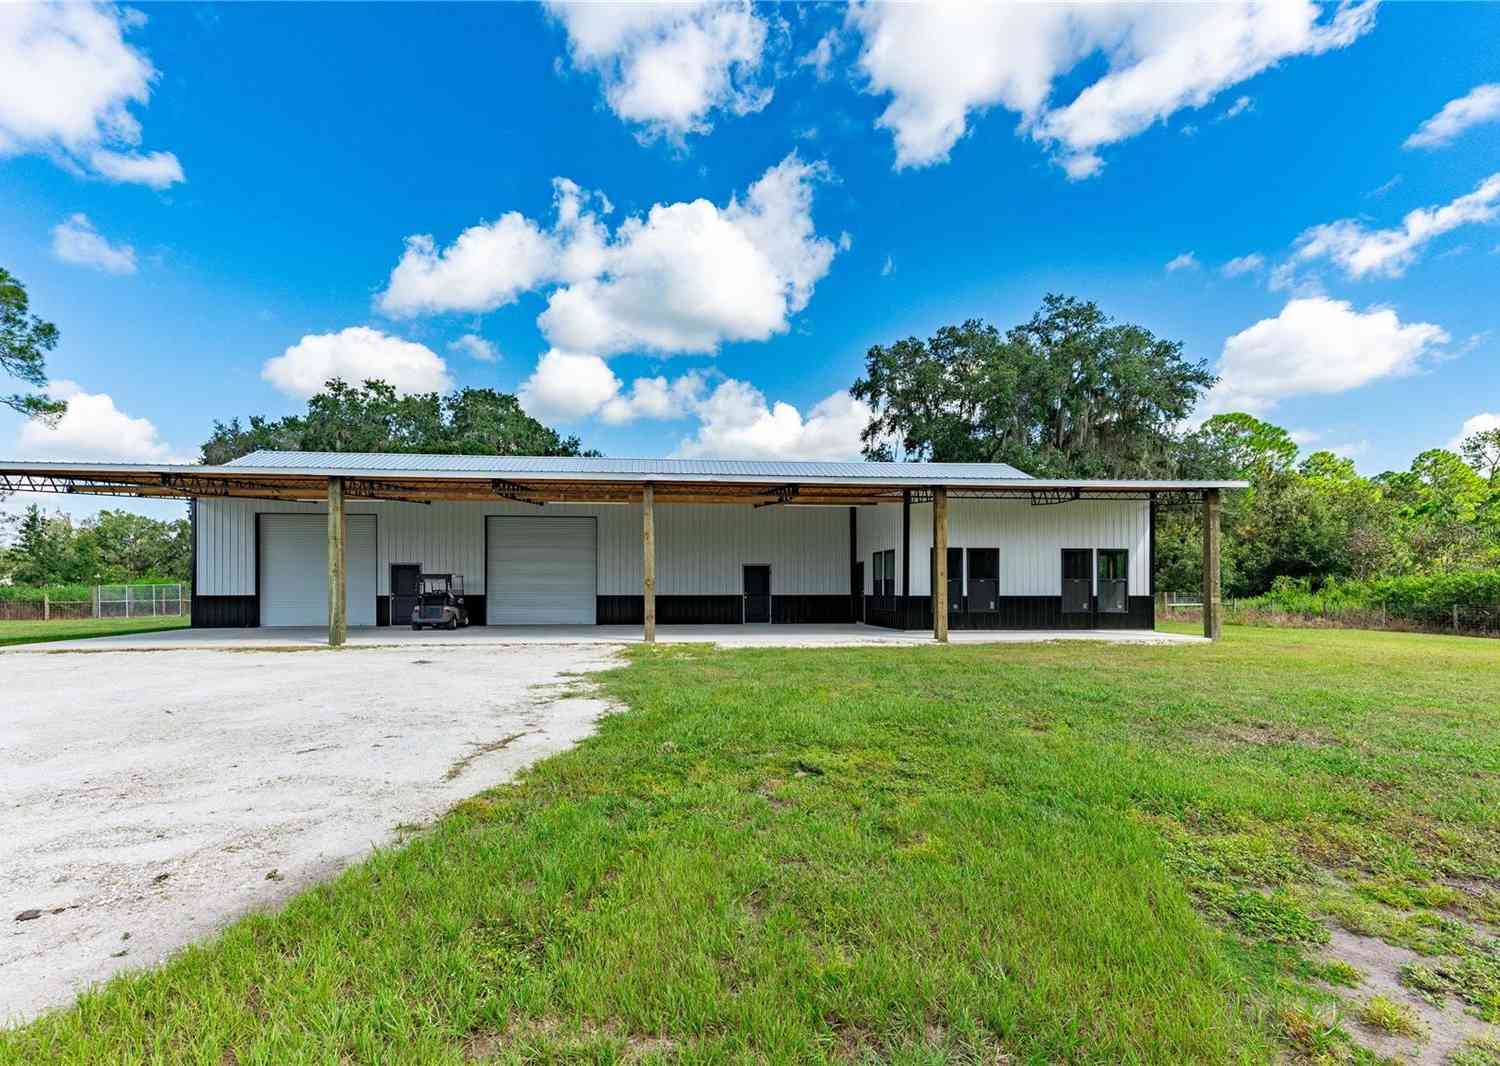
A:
[1317, 927, 1500, 1066]
[460, 1016, 680, 1063]
[1198, 720, 1341, 750]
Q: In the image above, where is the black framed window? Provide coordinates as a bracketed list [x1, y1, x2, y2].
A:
[966, 548, 999, 612]
[1097, 549, 1128, 614]
[873, 549, 896, 609]
[1061, 549, 1092, 614]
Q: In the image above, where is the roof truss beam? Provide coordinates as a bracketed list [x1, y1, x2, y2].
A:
[490, 479, 545, 507]
[752, 484, 800, 509]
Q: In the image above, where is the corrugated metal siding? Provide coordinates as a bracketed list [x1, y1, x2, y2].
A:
[905, 498, 1150, 595]
[855, 497, 1149, 596]
[856, 501, 904, 595]
[653, 504, 849, 595]
[196, 498, 852, 597]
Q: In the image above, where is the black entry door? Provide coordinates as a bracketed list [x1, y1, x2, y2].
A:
[391, 564, 422, 626]
[743, 565, 771, 623]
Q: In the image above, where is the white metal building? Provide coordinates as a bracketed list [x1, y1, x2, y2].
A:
[0, 451, 1244, 641]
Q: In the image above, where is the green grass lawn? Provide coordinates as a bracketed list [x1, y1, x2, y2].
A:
[4, 626, 1498, 1064]
[0, 615, 189, 647]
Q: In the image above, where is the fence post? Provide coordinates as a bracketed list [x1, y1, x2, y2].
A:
[1453, 604, 1460, 633]
[43, 593, 49, 622]
[93, 585, 99, 619]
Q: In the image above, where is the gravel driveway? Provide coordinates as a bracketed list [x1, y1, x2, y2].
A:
[0, 643, 617, 1025]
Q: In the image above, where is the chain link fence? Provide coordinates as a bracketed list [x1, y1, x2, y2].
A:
[0, 584, 188, 623]
[1159, 594, 1500, 638]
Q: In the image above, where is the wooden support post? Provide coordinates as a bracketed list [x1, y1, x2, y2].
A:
[1202, 488, 1221, 641]
[642, 483, 656, 644]
[932, 486, 948, 642]
[901, 489, 911, 628]
[327, 477, 347, 648]
[43, 593, 50, 622]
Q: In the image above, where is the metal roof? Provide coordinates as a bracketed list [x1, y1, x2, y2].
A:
[222, 450, 1038, 481]
[0, 451, 1248, 494]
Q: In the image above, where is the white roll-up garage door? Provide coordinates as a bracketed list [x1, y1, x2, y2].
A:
[259, 514, 377, 627]
[486, 516, 596, 625]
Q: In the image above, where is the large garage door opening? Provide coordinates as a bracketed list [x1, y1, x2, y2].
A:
[486, 516, 597, 625]
[260, 514, 377, 627]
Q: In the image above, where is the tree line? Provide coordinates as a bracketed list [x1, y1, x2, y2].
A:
[0, 508, 191, 590]
[853, 296, 1500, 597]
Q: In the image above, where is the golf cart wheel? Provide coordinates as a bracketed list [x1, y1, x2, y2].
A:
[445, 617, 458, 630]
[411, 624, 422, 631]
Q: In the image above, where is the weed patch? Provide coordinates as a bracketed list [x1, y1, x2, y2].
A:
[1356, 994, 1425, 1037]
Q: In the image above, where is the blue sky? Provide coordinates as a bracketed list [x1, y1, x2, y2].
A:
[2, 2, 1498, 521]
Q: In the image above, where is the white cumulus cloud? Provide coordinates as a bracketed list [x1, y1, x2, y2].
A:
[539, 154, 837, 356]
[545, 0, 771, 143]
[516, 354, 870, 460]
[601, 371, 710, 426]
[1205, 297, 1449, 416]
[261, 327, 453, 399]
[1405, 83, 1500, 150]
[378, 209, 564, 318]
[516, 349, 625, 422]
[87, 147, 184, 190]
[517, 352, 710, 427]
[1289, 172, 1500, 280]
[1450, 412, 1500, 450]
[0, 4, 184, 186]
[448, 334, 501, 362]
[798, 29, 840, 82]
[678, 380, 871, 460]
[50, 213, 136, 274]
[1219, 95, 1255, 121]
[380, 153, 839, 362]
[1165, 252, 1199, 273]
[846, 1, 1374, 176]
[16, 381, 179, 461]
[1221, 253, 1266, 277]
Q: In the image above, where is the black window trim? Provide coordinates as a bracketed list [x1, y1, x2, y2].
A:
[1097, 548, 1129, 614]
[965, 547, 1000, 612]
[872, 548, 897, 610]
[1061, 548, 1094, 615]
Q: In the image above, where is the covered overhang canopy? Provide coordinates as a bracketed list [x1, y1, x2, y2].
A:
[0, 452, 1245, 645]
[0, 459, 1247, 507]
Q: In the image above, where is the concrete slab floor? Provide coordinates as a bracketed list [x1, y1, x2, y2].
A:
[8, 623, 1206, 652]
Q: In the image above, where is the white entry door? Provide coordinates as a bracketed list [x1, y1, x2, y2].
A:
[259, 514, 377, 627]
[486, 516, 597, 624]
